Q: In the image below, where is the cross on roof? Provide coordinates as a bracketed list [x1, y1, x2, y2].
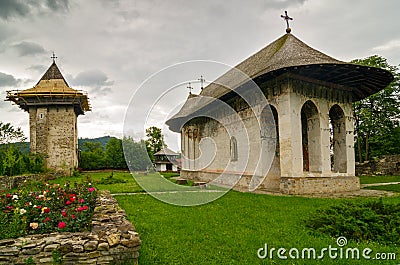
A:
[198, 75, 205, 90]
[281, 11, 293, 33]
[187, 82, 193, 95]
[51, 52, 57, 63]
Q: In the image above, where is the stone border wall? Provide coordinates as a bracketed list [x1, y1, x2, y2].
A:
[0, 190, 141, 265]
[356, 155, 400, 176]
[0, 175, 40, 190]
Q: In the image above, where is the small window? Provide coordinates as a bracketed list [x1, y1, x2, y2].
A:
[230, 136, 238, 161]
[39, 113, 44, 119]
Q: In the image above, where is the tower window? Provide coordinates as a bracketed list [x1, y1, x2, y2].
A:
[39, 113, 44, 119]
[230, 136, 238, 161]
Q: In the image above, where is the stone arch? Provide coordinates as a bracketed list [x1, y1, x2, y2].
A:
[301, 100, 321, 172]
[329, 104, 347, 173]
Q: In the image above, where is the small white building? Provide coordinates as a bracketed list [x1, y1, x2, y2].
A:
[154, 147, 180, 172]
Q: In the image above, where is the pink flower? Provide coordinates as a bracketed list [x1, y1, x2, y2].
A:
[58, 222, 66, 229]
[61, 210, 68, 217]
[79, 199, 85, 203]
[77, 207, 83, 212]
[66, 200, 71, 205]
[88, 187, 95, 192]
[82, 205, 88, 211]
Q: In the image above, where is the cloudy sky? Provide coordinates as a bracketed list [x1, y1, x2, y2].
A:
[0, 0, 399, 151]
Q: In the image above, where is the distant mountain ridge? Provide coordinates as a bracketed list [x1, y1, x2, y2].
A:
[8, 136, 115, 153]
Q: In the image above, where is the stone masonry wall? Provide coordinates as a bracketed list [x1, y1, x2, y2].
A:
[0, 190, 141, 265]
[356, 155, 400, 176]
[0, 175, 39, 190]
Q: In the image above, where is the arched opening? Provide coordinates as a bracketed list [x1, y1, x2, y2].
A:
[301, 100, 321, 172]
[329, 104, 347, 173]
[230, 136, 238, 161]
[270, 106, 279, 157]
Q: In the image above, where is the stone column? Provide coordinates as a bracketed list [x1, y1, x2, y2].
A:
[278, 91, 303, 177]
[345, 114, 355, 176]
[320, 103, 332, 176]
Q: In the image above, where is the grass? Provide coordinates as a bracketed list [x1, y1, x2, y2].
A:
[26, 171, 400, 264]
[359, 175, 400, 193]
[359, 175, 400, 184]
[365, 184, 400, 193]
[46, 171, 143, 194]
[116, 192, 400, 265]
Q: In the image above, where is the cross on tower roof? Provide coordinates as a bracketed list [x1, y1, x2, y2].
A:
[187, 82, 193, 95]
[281, 11, 293, 33]
[198, 75, 205, 90]
[51, 52, 57, 63]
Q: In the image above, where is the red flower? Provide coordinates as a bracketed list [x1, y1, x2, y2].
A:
[79, 198, 85, 203]
[82, 205, 88, 211]
[43, 207, 50, 213]
[77, 207, 83, 212]
[88, 187, 95, 192]
[66, 200, 71, 205]
[71, 214, 75, 219]
[6, 193, 11, 198]
[70, 197, 75, 202]
[61, 210, 67, 217]
[36, 205, 42, 209]
[44, 217, 51, 223]
[58, 222, 66, 229]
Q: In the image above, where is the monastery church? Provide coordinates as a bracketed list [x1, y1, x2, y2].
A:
[6, 56, 90, 174]
[167, 13, 393, 194]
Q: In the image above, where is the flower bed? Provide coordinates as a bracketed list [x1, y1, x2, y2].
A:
[0, 190, 141, 264]
[0, 180, 97, 239]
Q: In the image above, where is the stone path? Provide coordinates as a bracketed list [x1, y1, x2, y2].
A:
[111, 182, 400, 198]
[361, 181, 400, 188]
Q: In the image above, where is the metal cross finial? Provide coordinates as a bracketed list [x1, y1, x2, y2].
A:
[198, 75, 205, 90]
[51, 52, 57, 63]
[281, 11, 293, 33]
[187, 82, 193, 95]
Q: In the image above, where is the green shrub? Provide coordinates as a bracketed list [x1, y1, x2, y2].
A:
[306, 199, 400, 245]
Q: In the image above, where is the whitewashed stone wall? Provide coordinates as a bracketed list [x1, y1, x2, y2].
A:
[180, 76, 359, 194]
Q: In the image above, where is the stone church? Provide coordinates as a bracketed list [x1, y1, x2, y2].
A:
[6, 56, 90, 174]
[166, 18, 393, 194]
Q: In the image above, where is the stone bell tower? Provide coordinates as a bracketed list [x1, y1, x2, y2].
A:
[6, 55, 91, 174]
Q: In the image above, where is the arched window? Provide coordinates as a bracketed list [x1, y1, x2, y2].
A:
[230, 136, 238, 161]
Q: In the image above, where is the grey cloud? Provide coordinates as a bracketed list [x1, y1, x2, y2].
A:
[27, 64, 48, 73]
[12, 42, 46, 56]
[0, 72, 20, 87]
[266, 0, 307, 9]
[69, 70, 114, 87]
[0, 0, 69, 20]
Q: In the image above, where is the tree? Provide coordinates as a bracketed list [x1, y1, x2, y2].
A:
[79, 142, 106, 170]
[0, 122, 26, 145]
[123, 137, 152, 170]
[352, 55, 400, 161]
[0, 122, 27, 176]
[145, 126, 165, 162]
[105, 137, 127, 169]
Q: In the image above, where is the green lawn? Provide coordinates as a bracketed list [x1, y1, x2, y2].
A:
[359, 175, 400, 184]
[116, 192, 400, 265]
[43, 172, 400, 264]
[365, 184, 400, 193]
